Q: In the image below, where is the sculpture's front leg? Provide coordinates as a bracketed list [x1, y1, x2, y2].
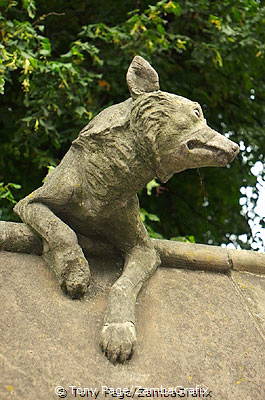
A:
[100, 244, 160, 363]
[14, 200, 91, 299]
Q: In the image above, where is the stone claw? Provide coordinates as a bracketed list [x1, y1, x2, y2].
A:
[100, 322, 136, 364]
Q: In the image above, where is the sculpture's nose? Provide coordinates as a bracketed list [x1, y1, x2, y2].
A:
[227, 142, 239, 163]
[232, 143, 240, 156]
[232, 143, 239, 152]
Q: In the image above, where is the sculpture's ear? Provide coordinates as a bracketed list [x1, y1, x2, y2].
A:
[126, 55, 160, 99]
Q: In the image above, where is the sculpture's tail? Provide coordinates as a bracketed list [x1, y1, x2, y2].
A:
[0, 221, 42, 255]
[0, 221, 117, 258]
[1, 222, 264, 275]
[152, 238, 265, 275]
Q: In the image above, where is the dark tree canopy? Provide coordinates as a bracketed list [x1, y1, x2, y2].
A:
[0, 0, 264, 249]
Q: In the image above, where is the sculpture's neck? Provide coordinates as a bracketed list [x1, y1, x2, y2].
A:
[73, 130, 155, 203]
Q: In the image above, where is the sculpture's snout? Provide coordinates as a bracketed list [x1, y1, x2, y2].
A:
[231, 143, 240, 153]
[185, 127, 239, 168]
[222, 137, 239, 164]
[229, 142, 240, 161]
[208, 132, 240, 166]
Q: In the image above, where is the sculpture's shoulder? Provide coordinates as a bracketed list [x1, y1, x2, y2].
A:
[73, 98, 133, 145]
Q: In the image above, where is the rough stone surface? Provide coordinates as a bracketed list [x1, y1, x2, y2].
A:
[0, 56, 240, 363]
[0, 252, 264, 400]
[231, 270, 265, 334]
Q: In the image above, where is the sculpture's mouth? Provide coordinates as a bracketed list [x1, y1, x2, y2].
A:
[186, 139, 239, 165]
[187, 139, 220, 152]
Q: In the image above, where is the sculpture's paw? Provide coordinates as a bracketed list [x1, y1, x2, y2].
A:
[50, 247, 91, 299]
[61, 264, 91, 299]
[100, 322, 136, 364]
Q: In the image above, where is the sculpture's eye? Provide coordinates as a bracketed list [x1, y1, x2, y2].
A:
[194, 108, 200, 118]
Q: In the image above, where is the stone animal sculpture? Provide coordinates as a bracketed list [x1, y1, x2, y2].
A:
[0, 56, 239, 363]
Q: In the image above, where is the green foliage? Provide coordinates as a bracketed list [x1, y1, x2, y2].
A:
[22, 0, 36, 19]
[0, 182, 21, 220]
[170, 236, 196, 243]
[0, 0, 264, 249]
[140, 207, 163, 239]
[146, 179, 160, 196]
[0, 182, 21, 204]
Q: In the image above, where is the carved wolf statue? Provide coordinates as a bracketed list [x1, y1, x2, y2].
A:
[0, 56, 239, 363]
